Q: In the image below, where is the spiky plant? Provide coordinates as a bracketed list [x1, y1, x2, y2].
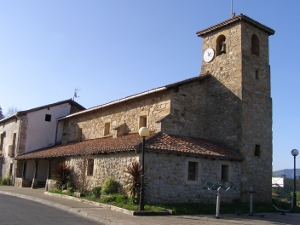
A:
[123, 161, 144, 204]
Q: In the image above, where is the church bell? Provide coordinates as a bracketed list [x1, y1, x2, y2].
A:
[220, 42, 226, 54]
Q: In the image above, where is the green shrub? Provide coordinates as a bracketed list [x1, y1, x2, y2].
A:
[0, 177, 10, 186]
[91, 186, 101, 198]
[101, 177, 119, 195]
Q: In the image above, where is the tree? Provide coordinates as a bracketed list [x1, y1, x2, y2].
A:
[71, 149, 91, 194]
[0, 106, 4, 120]
[5, 107, 19, 117]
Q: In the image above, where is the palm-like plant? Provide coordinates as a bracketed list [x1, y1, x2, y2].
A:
[123, 161, 144, 204]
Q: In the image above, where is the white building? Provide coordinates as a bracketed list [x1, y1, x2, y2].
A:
[0, 99, 85, 187]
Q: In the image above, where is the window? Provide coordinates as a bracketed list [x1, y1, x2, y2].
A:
[87, 159, 94, 176]
[221, 165, 229, 182]
[139, 115, 147, 128]
[251, 34, 259, 56]
[9, 163, 13, 176]
[45, 114, 52, 122]
[0, 131, 6, 151]
[77, 128, 82, 142]
[188, 161, 197, 181]
[104, 122, 110, 135]
[185, 159, 200, 184]
[255, 144, 261, 157]
[255, 70, 259, 80]
[216, 35, 226, 56]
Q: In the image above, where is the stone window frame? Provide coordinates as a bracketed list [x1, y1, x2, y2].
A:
[220, 163, 230, 182]
[184, 157, 201, 185]
[104, 122, 111, 136]
[87, 158, 94, 176]
[138, 111, 148, 129]
[103, 119, 111, 136]
[251, 34, 260, 56]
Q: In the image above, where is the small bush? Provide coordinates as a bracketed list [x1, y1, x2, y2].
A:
[91, 186, 101, 198]
[0, 177, 10, 186]
[101, 177, 119, 195]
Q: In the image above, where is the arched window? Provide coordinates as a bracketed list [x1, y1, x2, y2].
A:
[216, 35, 226, 56]
[251, 34, 259, 56]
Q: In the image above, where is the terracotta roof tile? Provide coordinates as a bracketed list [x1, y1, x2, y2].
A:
[145, 133, 243, 161]
[15, 132, 243, 161]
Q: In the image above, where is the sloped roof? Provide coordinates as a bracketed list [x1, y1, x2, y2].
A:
[197, 14, 275, 37]
[15, 132, 243, 162]
[59, 74, 210, 120]
[0, 99, 85, 123]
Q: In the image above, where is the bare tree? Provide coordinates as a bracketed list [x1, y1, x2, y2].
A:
[71, 149, 91, 194]
[5, 107, 20, 117]
[0, 106, 4, 120]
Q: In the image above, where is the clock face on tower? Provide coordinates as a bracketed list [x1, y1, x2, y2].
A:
[203, 48, 214, 62]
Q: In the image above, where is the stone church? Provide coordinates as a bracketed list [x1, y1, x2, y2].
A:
[14, 14, 274, 204]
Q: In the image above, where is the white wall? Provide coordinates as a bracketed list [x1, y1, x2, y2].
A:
[25, 103, 71, 152]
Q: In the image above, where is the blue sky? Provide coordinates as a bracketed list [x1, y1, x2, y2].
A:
[0, 0, 299, 171]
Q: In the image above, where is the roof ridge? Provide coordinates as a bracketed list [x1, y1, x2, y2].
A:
[197, 13, 275, 37]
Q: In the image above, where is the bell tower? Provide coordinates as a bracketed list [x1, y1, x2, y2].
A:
[197, 14, 275, 202]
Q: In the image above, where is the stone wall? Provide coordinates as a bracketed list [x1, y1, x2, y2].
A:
[200, 22, 243, 152]
[62, 92, 171, 144]
[66, 152, 139, 192]
[239, 23, 273, 202]
[199, 20, 273, 203]
[161, 79, 208, 137]
[65, 151, 242, 203]
[0, 117, 20, 179]
[145, 152, 241, 203]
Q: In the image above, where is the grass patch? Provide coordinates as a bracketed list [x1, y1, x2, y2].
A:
[0, 177, 11, 186]
[48, 190, 300, 215]
[49, 189, 63, 194]
[155, 199, 300, 215]
[96, 194, 165, 212]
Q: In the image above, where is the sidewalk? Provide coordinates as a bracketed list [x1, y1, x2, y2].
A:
[0, 186, 299, 225]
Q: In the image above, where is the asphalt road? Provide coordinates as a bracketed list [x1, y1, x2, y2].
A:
[0, 194, 103, 225]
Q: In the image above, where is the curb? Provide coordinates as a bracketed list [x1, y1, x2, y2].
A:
[45, 192, 135, 215]
[44, 192, 172, 216]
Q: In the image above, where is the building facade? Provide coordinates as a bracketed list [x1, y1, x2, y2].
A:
[15, 14, 274, 204]
[0, 99, 85, 186]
